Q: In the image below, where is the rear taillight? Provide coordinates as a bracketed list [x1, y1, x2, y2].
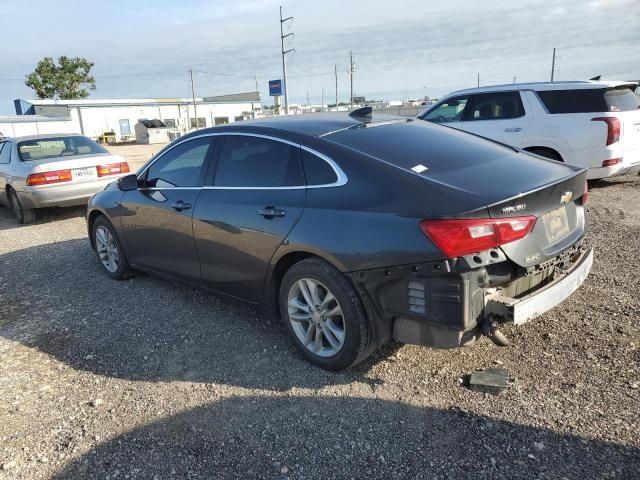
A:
[601, 158, 621, 167]
[591, 117, 620, 146]
[26, 169, 72, 186]
[97, 162, 130, 177]
[419, 216, 537, 259]
[582, 179, 588, 205]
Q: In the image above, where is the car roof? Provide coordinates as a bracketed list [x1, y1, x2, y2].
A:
[203, 112, 408, 138]
[10, 133, 83, 142]
[442, 80, 638, 98]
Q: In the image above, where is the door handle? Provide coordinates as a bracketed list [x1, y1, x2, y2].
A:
[504, 127, 523, 132]
[258, 206, 286, 218]
[171, 201, 192, 211]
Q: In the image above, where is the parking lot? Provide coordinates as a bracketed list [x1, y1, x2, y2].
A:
[0, 168, 639, 479]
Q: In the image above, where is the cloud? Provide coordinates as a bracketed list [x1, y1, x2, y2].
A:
[0, 0, 638, 113]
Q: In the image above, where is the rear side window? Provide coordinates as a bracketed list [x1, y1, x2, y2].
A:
[603, 87, 640, 112]
[468, 92, 525, 120]
[212, 136, 303, 187]
[301, 150, 337, 185]
[537, 89, 607, 113]
[146, 137, 213, 188]
[0, 142, 10, 164]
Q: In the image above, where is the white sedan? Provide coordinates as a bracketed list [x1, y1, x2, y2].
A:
[0, 133, 130, 223]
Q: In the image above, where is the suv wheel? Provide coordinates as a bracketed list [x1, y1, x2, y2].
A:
[279, 258, 376, 370]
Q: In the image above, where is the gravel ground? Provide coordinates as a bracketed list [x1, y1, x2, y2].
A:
[0, 174, 639, 480]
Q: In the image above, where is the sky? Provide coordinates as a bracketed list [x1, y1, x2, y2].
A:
[0, 0, 639, 114]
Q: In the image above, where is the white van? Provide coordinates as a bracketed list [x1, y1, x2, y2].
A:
[419, 81, 640, 179]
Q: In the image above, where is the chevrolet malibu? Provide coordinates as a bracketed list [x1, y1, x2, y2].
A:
[86, 110, 593, 370]
[0, 134, 130, 223]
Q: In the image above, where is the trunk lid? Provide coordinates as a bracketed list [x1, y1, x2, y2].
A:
[27, 153, 125, 185]
[486, 171, 587, 267]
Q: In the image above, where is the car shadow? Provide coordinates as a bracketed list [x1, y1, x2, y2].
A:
[0, 239, 396, 391]
[588, 174, 639, 190]
[0, 204, 86, 230]
[50, 395, 639, 479]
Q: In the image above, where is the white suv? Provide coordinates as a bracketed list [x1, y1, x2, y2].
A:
[419, 81, 640, 179]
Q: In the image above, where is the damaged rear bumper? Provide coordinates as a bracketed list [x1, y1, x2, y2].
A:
[485, 248, 593, 325]
[348, 245, 593, 350]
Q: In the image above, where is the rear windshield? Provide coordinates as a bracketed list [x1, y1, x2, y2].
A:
[537, 87, 640, 114]
[17, 136, 108, 161]
[603, 87, 640, 112]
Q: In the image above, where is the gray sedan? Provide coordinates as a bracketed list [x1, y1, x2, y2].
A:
[0, 133, 130, 223]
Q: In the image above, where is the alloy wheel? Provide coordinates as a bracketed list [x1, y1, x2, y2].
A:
[95, 226, 120, 273]
[287, 278, 346, 357]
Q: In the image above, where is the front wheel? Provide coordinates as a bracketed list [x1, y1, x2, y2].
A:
[279, 258, 376, 370]
[92, 215, 134, 280]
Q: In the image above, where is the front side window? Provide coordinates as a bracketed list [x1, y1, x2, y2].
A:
[422, 96, 469, 123]
[0, 142, 11, 164]
[468, 92, 525, 121]
[145, 137, 213, 188]
[17, 136, 107, 161]
[212, 136, 303, 187]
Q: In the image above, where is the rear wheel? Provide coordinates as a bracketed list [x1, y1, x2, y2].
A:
[8, 188, 36, 224]
[92, 215, 134, 280]
[279, 258, 375, 370]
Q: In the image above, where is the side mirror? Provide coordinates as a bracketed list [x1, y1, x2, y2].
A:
[117, 174, 139, 191]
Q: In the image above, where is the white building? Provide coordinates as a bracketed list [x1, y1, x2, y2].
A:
[14, 92, 261, 142]
[0, 115, 76, 139]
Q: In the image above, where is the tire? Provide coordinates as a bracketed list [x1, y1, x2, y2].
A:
[92, 215, 134, 280]
[279, 258, 376, 370]
[525, 147, 563, 162]
[8, 188, 36, 224]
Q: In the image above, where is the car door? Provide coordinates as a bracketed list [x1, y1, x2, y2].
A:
[119, 136, 215, 280]
[461, 91, 530, 146]
[419, 95, 471, 130]
[192, 133, 306, 302]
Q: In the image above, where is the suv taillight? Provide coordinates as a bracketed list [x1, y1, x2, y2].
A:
[419, 216, 537, 259]
[591, 117, 620, 146]
[97, 162, 130, 177]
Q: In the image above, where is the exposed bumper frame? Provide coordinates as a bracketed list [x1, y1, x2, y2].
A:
[486, 248, 593, 325]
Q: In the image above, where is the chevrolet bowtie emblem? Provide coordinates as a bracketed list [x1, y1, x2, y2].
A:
[560, 191, 573, 205]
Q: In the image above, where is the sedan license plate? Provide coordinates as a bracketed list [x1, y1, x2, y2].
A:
[542, 206, 570, 243]
[72, 166, 97, 181]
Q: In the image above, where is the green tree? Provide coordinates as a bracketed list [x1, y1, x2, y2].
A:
[25, 56, 96, 99]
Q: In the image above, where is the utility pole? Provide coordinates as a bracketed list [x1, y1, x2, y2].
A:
[321, 88, 325, 111]
[349, 51, 355, 109]
[280, 6, 294, 115]
[476, 72, 480, 88]
[334, 64, 338, 110]
[306, 91, 310, 109]
[189, 69, 197, 130]
[550, 47, 556, 82]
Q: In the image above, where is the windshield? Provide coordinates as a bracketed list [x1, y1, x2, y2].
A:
[17, 136, 108, 161]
